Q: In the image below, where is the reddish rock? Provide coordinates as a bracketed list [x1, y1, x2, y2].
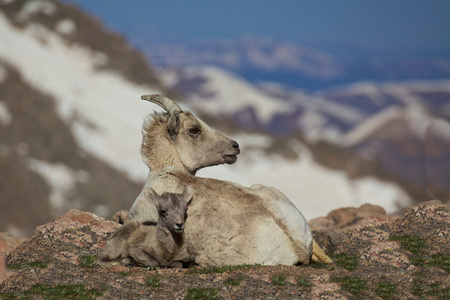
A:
[0, 204, 448, 299]
[309, 203, 397, 233]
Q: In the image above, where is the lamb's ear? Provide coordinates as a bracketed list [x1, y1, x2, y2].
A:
[167, 110, 180, 137]
[182, 185, 194, 205]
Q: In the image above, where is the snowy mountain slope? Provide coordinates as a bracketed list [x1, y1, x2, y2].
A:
[2, 0, 447, 236]
[0, 11, 159, 181]
[0, 0, 167, 235]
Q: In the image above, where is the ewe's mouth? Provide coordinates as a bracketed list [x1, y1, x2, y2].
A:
[223, 155, 238, 164]
[173, 228, 184, 233]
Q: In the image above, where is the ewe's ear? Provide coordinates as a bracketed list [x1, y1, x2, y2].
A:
[182, 185, 194, 205]
[167, 110, 180, 137]
[146, 188, 160, 200]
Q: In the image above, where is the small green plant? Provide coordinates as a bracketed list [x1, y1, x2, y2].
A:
[146, 276, 162, 288]
[7, 260, 49, 269]
[297, 278, 311, 289]
[271, 275, 286, 286]
[331, 277, 367, 297]
[78, 255, 97, 268]
[333, 253, 359, 271]
[187, 264, 256, 274]
[185, 288, 220, 299]
[376, 281, 397, 299]
[411, 272, 449, 299]
[224, 275, 244, 286]
[1, 284, 104, 299]
[411, 254, 450, 272]
[390, 235, 427, 255]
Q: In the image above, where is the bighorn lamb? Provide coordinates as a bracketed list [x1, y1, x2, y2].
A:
[129, 94, 332, 266]
[98, 187, 193, 268]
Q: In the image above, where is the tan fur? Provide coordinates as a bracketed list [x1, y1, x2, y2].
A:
[129, 100, 332, 266]
[98, 188, 192, 268]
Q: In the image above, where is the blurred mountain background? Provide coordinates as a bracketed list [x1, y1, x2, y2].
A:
[1, 0, 449, 236]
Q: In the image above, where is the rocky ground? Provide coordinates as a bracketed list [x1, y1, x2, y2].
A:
[0, 201, 448, 299]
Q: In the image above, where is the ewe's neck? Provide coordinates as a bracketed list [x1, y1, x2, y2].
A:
[147, 159, 196, 176]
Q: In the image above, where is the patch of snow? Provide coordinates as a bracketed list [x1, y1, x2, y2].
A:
[176, 65, 294, 123]
[0, 12, 160, 181]
[55, 19, 76, 35]
[340, 106, 403, 147]
[27, 158, 89, 216]
[16, 0, 57, 23]
[0, 102, 12, 126]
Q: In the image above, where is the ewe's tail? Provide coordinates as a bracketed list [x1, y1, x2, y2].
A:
[311, 238, 333, 263]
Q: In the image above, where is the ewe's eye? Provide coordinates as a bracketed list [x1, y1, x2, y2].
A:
[188, 127, 200, 135]
[160, 210, 167, 216]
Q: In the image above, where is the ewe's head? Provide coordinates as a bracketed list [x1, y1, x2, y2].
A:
[141, 95, 240, 175]
[149, 186, 193, 233]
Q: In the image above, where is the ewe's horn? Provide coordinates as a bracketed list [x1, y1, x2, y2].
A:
[141, 94, 182, 114]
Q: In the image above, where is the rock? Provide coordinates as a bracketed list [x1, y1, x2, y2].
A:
[0, 204, 448, 299]
[0, 232, 27, 283]
[309, 203, 397, 233]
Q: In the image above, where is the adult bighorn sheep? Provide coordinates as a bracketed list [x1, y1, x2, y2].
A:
[98, 187, 193, 268]
[129, 94, 331, 267]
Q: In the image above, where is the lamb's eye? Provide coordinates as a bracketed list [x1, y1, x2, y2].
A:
[189, 127, 200, 135]
[160, 210, 167, 216]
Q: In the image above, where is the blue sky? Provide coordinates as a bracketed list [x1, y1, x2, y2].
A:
[62, 0, 450, 51]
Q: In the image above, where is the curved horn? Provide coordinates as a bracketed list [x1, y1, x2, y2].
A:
[141, 94, 182, 114]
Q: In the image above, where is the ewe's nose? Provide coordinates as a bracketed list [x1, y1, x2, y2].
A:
[175, 223, 183, 229]
[232, 140, 239, 150]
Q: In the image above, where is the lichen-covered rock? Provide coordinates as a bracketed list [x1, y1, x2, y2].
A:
[1, 203, 449, 299]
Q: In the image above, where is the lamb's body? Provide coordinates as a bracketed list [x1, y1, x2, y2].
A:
[128, 94, 331, 267]
[99, 188, 192, 268]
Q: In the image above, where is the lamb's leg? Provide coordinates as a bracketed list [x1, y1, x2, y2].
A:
[113, 210, 129, 224]
[311, 239, 333, 264]
[129, 248, 160, 268]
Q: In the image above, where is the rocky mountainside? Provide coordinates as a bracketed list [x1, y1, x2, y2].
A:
[1, 0, 424, 237]
[0, 0, 171, 236]
[0, 201, 448, 299]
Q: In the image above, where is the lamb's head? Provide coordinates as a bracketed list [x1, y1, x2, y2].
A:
[150, 186, 193, 233]
[141, 94, 240, 174]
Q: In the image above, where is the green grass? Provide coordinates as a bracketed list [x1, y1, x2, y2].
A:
[146, 276, 162, 288]
[7, 260, 49, 269]
[271, 275, 286, 286]
[185, 288, 220, 299]
[2, 284, 103, 299]
[375, 281, 397, 299]
[390, 235, 427, 255]
[411, 272, 450, 300]
[411, 254, 450, 272]
[224, 275, 244, 286]
[333, 253, 359, 271]
[187, 264, 257, 274]
[78, 255, 97, 269]
[297, 278, 311, 289]
[331, 277, 367, 297]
